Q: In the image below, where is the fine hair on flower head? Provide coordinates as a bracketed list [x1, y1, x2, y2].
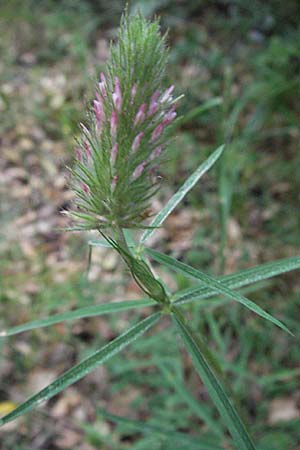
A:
[67, 11, 182, 232]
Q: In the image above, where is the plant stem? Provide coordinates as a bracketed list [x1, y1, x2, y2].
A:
[114, 227, 169, 304]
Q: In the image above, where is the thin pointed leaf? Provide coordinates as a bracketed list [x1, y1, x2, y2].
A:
[123, 228, 137, 250]
[88, 239, 113, 248]
[0, 313, 161, 426]
[140, 145, 224, 245]
[174, 256, 300, 305]
[174, 97, 223, 128]
[98, 407, 224, 450]
[173, 311, 256, 450]
[0, 299, 156, 337]
[158, 363, 224, 438]
[147, 249, 292, 335]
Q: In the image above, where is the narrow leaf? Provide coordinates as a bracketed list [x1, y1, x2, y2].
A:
[0, 313, 161, 426]
[88, 239, 113, 248]
[174, 97, 223, 128]
[147, 249, 292, 335]
[0, 299, 156, 337]
[98, 407, 223, 450]
[140, 145, 224, 244]
[173, 310, 257, 450]
[158, 363, 224, 437]
[174, 256, 300, 305]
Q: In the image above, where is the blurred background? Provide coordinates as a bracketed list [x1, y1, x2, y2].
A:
[0, 1, 299, 449]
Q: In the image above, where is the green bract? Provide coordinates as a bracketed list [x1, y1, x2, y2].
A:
[67, 13, 180, 231]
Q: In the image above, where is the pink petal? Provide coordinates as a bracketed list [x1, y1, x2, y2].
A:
[93, 100, 103, 129]
[110, 143, 118, 165]
[98, 74, 107, 97]
[132, 132, 144, 152]
[112, 77, 122, 112]
[75, 148, 83, 162]
[151, 91, 160, 102]
[132, 162, 146, 179]
[131, 83, 137, 102]
[80, 122, 89, 135]
[148, 100, 158, 117]
[149, 145, 163, 161]
[151, 124, 164, 142]
[111, 174, 118, 190]
[162, 110, 177, 126]
[160, 85, 174, 103]
[84, 140, 92, 159]
[81, 182, 90, 194]
[134, 103, 147, 127]
[110, 110, 118, 138]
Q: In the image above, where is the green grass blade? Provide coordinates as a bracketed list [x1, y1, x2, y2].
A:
[0, 313, 161, 426]
[174, 97, 223, 128]
[140, 145, 224, 245]
[157, 363, 224, 438]
[147, 249, 292, 335]
[98, 408, 224, 450]
[173, 310, 257, 450]
[174, 256, 300, 305]
[88, 239, 113, 248]
[89, 234, 137, 250]
[0, 299, 156, 337]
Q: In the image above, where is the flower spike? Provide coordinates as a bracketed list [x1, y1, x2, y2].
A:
[68, 12, 181, 231]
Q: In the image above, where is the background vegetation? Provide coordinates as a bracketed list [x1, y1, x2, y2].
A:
[0, 0, 299, 449]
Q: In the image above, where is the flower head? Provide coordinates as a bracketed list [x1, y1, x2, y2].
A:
[68, 12, 181, 231]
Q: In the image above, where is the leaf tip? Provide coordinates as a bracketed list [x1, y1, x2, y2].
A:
[286, 327, 295, 337]
[278, 321, 294, 336]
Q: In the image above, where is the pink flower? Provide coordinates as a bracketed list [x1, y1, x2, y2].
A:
[131, 83, 137, 103]
[81, 182, 90, 194]
[132, 132, 144, 152]
[111, 175, 118, 190]
[80, 122, 89, 135]
[84, 140, 92, 159]
[110, 110, 118, 138]
[148, 101, 158, 117]
[110, 143, 118, 165]
[75, 148, 83, 162]
[99, 72, 107, 97]
[160, 85, 174, 103]
[149, 145, 163, 161]
[148, 91, 160, 116]
[112, 77, 122, 112]
[151, 124, 164, 142]
[99, 82, 106, 96]
[162, 107, 177, 126]
[134, 103, 146, 127]
[151, 91, 160, 102]
[132, 162, 146, 179]
[93, 100, 103, 129]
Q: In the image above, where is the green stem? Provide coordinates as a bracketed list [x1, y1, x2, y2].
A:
[114, 227, 170, 305]
[218, 66, 233, 274]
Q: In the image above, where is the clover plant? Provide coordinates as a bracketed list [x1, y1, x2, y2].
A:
[1, 12, 299, 450]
